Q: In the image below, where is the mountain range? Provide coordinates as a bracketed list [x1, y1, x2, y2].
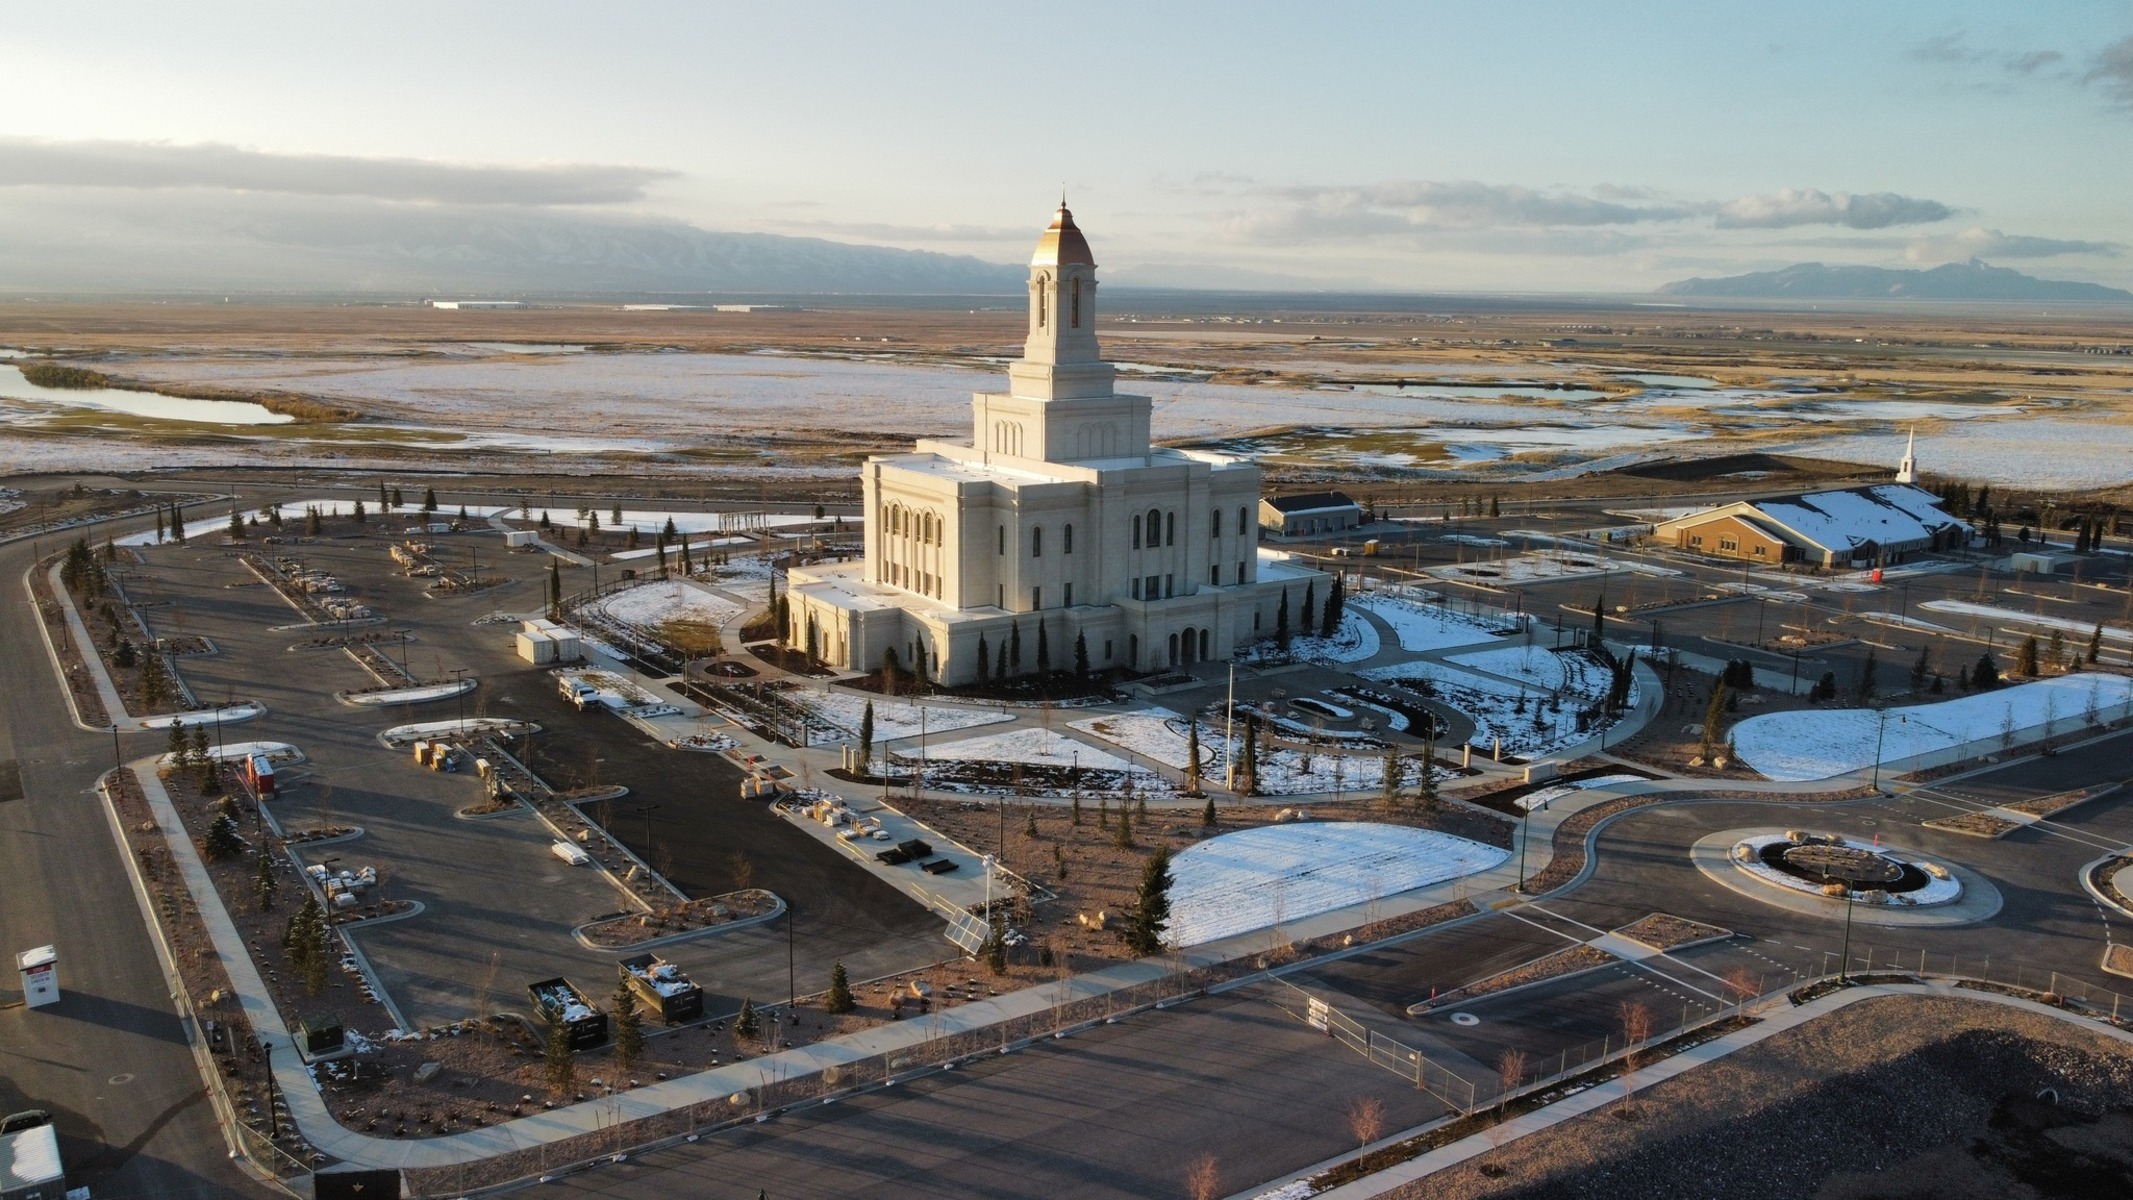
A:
[1659, 259, 2132, 303]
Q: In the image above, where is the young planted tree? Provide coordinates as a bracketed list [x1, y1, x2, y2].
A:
[1074, 630, 1090, 678]
[1201, 794, 1217, 828]
[542, 1007, 576, 1097]
[1126, 845, 1173, 956]
[1275, 589, 1291, 651]
[1113, 804, 1133, 850]
[255, 851, 278, 912]
[203, 811, 243, 861]
[856, 700, 875, 775]
[227, 509, 244, 540]
[1009, 622, 1023, 677]
[2090, 623, 2105, 665]
[1346, 1095, 1386, 1149]
[975, 634, 990, 686]
[305, 507, 321, 536]
[352, 498, 366, 525]
[733, 997, 759, 1041]
[1300, 580, 1317, 634]
[1496, 1047, 1528, 1114]
[824, 962, 856, 1014]
[1855, 647, 1879, 702]
[1036, 619, 1051, 675]
[1185, 1155, 1222, 1200]
[1700, 683, 1729, 759]
[2016, 635, 2040, 678]
[1239, 717, 1260, 796]
[423, 486, 439, 512]
[1910, 646, 1932, 693]
[1380, 743, 1403, 812]
[1973, 651, 2000, 690]
[611, 978, 644, 1074]
[1321, 572, 1345, 640]
[2047, 629, 2068, 673]
[1183, 720, 1203, 797]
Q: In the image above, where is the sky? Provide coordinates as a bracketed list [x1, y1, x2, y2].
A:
[1, 1, 2130, 293]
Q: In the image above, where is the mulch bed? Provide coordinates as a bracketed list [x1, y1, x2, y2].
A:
[1423, 944, 1617, 1010]
[1615, 912, 1733, 951]
[577, 889, 780, 948]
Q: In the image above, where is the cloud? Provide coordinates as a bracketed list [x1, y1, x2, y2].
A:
[1911, 32, 2074, 84]
[1224, 180, 1693, 243]
[2008, 49, 2065, 75]
[1716, 188, 1954, 230]
[1905, 226, 2119, 262]
[753, 217, 1030, 245]
[2089, 35, 2133, 105]
[1911, 32, 1985, 65]
[0, 138, 675, 206]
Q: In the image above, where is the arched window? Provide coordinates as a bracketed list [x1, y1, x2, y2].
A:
[1063, 523, 1073, 554]
[1037, 276, 1048, 328]
[1132, 514, 1142, 549]
[998, 525, 1005, 555]
[1031, 526, 1043, 557]
[1147, 508, 1161, 548]
[1210, 510, 1220, 540]
[1070, 277, 1081, 328]
[1238, 506, 1250, 536]
[1165, 511, 1176, 546]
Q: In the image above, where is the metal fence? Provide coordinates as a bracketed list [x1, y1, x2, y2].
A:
[1265, 978, 1478, 1112]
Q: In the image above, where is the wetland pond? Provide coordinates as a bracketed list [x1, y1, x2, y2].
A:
[0, 365, 293, 425]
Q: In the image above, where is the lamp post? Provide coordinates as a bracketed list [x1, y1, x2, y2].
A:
[631, 803, 659, 856]
[111, 723, 122, 773]
[1224, 663, 1236, 792]
[1838, 880, 1856, 984]
[260, 1037, 280, 1140]
[450, 667, 468, 734]
[1516, 799, 1531, 894]
[1870, 707, 1906, 792]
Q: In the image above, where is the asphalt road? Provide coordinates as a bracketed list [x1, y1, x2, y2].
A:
[0, 532, 276, 1199]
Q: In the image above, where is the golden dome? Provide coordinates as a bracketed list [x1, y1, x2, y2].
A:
[1030, 203, 1096, 269]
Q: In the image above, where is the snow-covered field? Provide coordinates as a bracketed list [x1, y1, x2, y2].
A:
[1856, 611, 1961, 635]
[528, 507, 820, 537]
[1731, 674, 2133, 781]
[1167, 823, 1507, 946]
[1918, 599, 2132, 643]
[1731, 835, 1961, 906]
[591, 578, 744, 632]
[117, 498, 511, 546]
[1448, 644, 1585, 691]
[1362, 649, 1629, 759]
[1069, 709, 1443, 796]
[1237, 609, 1380, 665]
[1782, 420, 2133, 491]
[1516, 773, 1649, 812]
[916, 726, 1134, 771]
[1351, 592, 1514, 652]
[1428, 551, 1679, 586]
[790, 689, 1011, 742]
[378, 717, 530, 744]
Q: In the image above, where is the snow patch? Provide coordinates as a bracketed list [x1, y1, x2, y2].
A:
[1168, 823, 1506, 946]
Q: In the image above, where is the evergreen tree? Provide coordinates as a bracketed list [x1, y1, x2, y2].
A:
[1489, 495, 1501, 518]
[1113, 803, 1132, 849]
[305, 506, 321, 536]
[542, 1006, 576, 1096]
[2047, 629, 2068, 672]
[423, 486, 438, 512]
[1972, 651, 2000, 691]
[539, 510, 552, 529]
[1036, 620, 1051, 675]
[548, 558, 562, 618]
[1184, 719, 1203, 796]
[2090, 623, 2105, 665]
[1855, 648, 1878, 702]
[983, 918, 1007, 976]
[1380, 743, 1402, 808]
[1126, 846, 1174, 956]
[1417, 723, 1440, 811]
[378, 481, 390, 510]
[1074, 631, 1090, 678]
[1240, 718, 1259, 795]
[1201, 794, 1217, 828]
[1591, 588, 1606, 648]
[1701, 683, 1729, 757]
[1301, 581, 1317, 633]
[1910, 647, 1932, 692]
[611, 501, 624, 526]
[255, 851, 278, 912]
[1009, 622, 1023, 676]
[857, 700, 875, 774]
[824, 962, 855, 1014]
[975, 634, 990, 685]
[1321, 573, 1344, 639]
[663, 516, 680, 541]
[996, 639, 1007, 681]
[2016, 635, 2040, 678]
[154, 506, 165, 542]
[1096, 795, 1108, 828]
[1071, 790, 1083, 826]
[392, 486, 405, 508]
[170, 501, 186, 542]
[227, 509, 244, 540]
[680, 535, 693, 574]
[140, 651, 169, 708]
[1275, 590, 1291, 651]
[204, 812, 243, 861]
[734, 997, 760, 1040]
[611, 978, 644, 1074]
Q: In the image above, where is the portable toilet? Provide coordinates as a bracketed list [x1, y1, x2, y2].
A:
[245, 752, 276, 798]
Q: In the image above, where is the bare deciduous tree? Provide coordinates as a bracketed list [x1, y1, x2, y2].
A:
[1723, 965, 1759, 1016]
[1184, 1153, 1221, 1200]
[1346, 1095, 1386, 1149]
[1617, 1000, 1653, 1114]
[728, 851, 756, 892]
[1496, 1046, 1528, 1114]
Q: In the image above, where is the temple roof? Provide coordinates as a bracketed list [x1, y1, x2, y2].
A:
[1030, 203, 1096, 268]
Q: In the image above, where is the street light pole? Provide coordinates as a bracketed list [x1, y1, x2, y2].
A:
[111, 724, 122, 773]
[1516, 801, 1530, 893]
[1871, 705, 1889, 791]
[1838, 883, 1855, 983]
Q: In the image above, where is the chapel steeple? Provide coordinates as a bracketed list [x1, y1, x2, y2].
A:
[1023, 203, 1102, 369]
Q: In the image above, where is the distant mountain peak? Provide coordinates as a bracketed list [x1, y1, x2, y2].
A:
[1659, 259, 2131, 303]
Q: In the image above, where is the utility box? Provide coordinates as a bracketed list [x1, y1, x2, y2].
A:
[516, 631, 557, 664]
[0, 1124, 64, 1200]
[504, 529, 541, 548]
[15, 946, 57, 1010]
[298, 1013, 346, 1058]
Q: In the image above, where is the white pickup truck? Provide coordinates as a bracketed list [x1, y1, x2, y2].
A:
[558, 678, 598, 709]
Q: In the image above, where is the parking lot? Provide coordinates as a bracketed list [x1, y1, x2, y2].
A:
[122, 525, 946, 1031]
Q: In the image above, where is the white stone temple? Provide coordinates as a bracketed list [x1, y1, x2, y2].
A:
[785, 203, 1324, 684]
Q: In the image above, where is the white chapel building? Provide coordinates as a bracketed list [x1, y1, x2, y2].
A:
[786, 203, 1324, 684]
